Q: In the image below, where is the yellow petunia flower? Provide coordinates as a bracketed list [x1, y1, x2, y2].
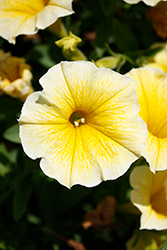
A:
[126, 230, 162, 250]
[126, 67, 167, 172]
[0, 0, 74, 44]
[19, 61, 147, 188]
[145, 43, 167, 73]
[130, 165, 167, 230]
[0, 50, 33, 102]
[123, 0, 167, 6]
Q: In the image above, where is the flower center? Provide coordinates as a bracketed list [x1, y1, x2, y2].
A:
[69, 110, 86, 127]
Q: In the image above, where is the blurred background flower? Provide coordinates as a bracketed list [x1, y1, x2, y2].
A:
[123, 0, 167, 6]
[0, 50, 33, 102]
[130, 165, 167, 230]
[126, 67, 167, 173]
[144, 43, 167, 72]
[0, 0, 74, 44]
[126, 230, 162, 250]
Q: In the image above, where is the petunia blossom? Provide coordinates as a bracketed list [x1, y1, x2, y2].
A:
[0, 50, 33, 101]
[19, 61, 147, 188]
[126, 67, 167, 173]
[130, 165, 167, 230]
[123, 0, 167, 6]
[0, 0, 74, 44]
[126, 230, 162, 250]
[144, 43, 167, 73]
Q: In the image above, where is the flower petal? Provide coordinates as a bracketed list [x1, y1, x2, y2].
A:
[36, 1, 74, 29]
[77, 125, 140, 181]
[87, 68, 148, 157]
[126, 67, 167, 172]
[19, 91, 68, 125]
[142, 133, 167, 172]
[59, 61, 98, 109]
[123, 0, 166, 6]
[130, 165, 167, 230]
[130, 166, 152, 207]
[39, 63, 77, 117]
[0, 0, 73, 43]
[140, 208, 167, 230]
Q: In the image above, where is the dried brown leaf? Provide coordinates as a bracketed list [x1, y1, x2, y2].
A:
[82, 195, 117, 230]
[147, 2, 167, 39]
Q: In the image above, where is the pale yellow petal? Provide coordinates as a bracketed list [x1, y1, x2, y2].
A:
[19, 91, 68, 125]
[143, 133, 167, 172]
[59, 61, 98, 109]
[77, 125, 139, 181]
[143, 0, 167, 5]
[130, 165, 167, 230]
[130, 166, 152, 206]
[123, 0, 166, 6]
[0, 14, 37, 43]
[39, 63, 76, 116]
[146, 63, 167, 73]
[126, 67, 167, 172]
[36, 2, 74, 29]
[123, 0, 140, 4]
[87, 79, 147, 157]
[0, 0, 73, 43]
[140, 208, 167, 230]
[151, 169, 167, 196]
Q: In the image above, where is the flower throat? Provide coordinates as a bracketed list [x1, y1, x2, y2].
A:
[69, 110, 86, 127]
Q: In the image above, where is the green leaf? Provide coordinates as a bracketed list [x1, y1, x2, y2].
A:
[33, 44, 55, 68]
[3, 124, 21, 144]
[113, 18, 138, 52]
[158, 242, 167, 250]
[13, 178, 32, 221]
[0, 242, 6, 250]
[0, 144, 11, 176]
[0, 153, 10, 177]
[95, 20, 113, 47]
[19, 239, 36, 250]
[0, 96, 22, 133]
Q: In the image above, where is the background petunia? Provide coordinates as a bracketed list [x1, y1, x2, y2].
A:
[126, 67, 167, 172]
[130, 165, 167, 230]
[0, 0, 74, 44]
[123, 0, 167, 6]
[0, 49, 33, 101]
[19, 61, 147, 188]
[144, 43, 167, 73]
